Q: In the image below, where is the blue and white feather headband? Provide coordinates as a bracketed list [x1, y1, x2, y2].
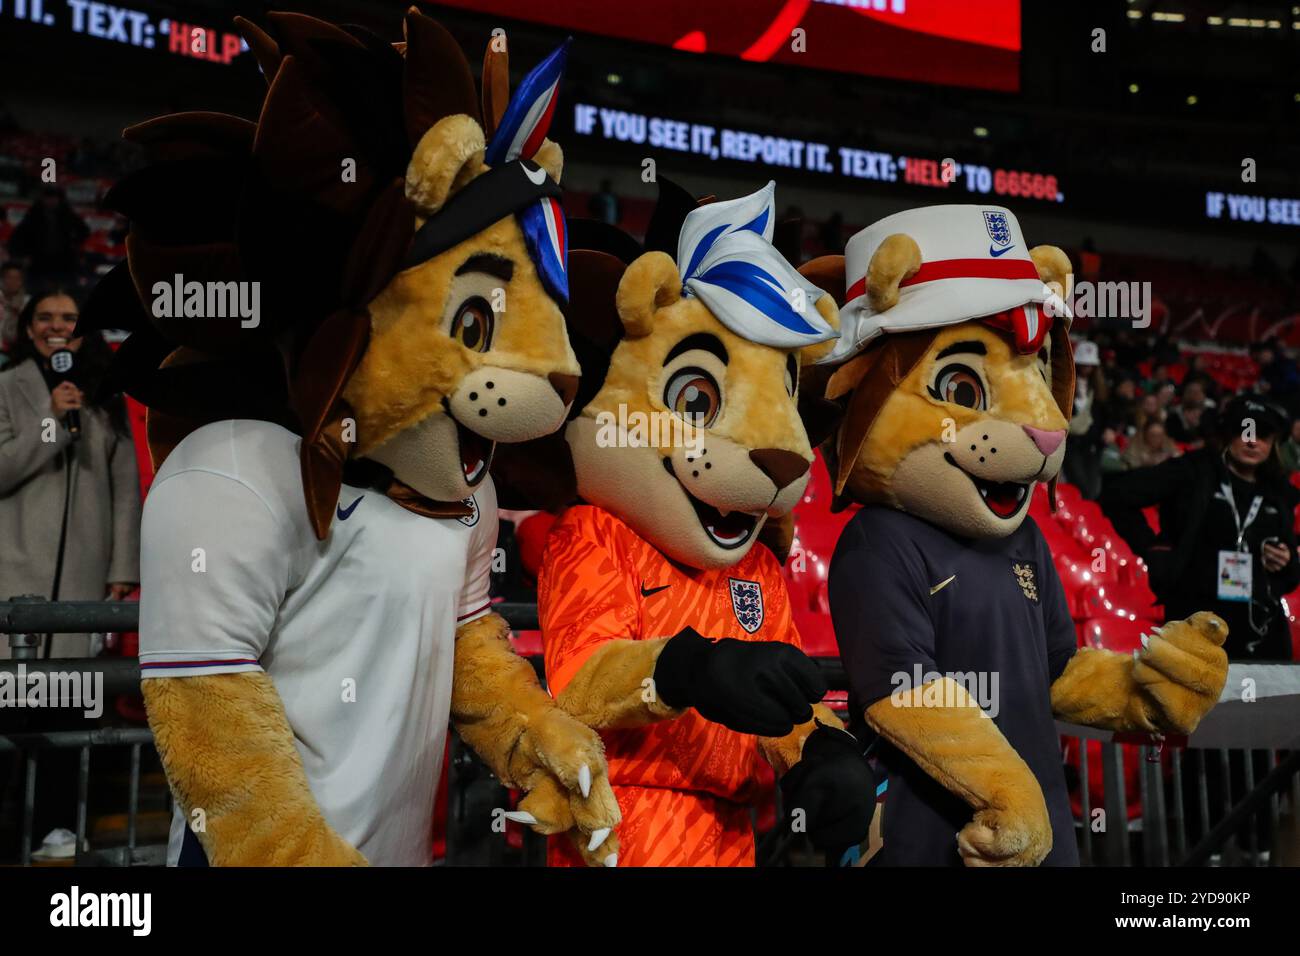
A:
[676, 182, 837, 349]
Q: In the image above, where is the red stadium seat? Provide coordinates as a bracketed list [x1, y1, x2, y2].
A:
[793, 608, 839, 657]
[1052, 495, 1079, 527]
[783, 451, 857, 655]
[1284, 593, 1300, 662]
[1054, 481, 1084, 506]
[1065, 500, 1106, 539]
[790, 451, 857, 556]
[1076, 581, 1161, 623]
[511, 629, 543, 657]
[1073, 522, 1145, 586]
[1039, 520, 1087, 560]
[1027, 483, 1054, 524]
[1053, 549, 1119, 600]
[1076, 616, 1158, 654]
[1141, 505, 1160, 535]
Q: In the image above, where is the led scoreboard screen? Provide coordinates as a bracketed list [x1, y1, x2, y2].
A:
[571, 103, 1063, 204]
[435, 0, 1022, 92]
[1, 0, 248, 66]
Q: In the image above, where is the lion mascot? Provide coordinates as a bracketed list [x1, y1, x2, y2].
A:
[79, 9, 619, 866]
[801, 204, 1229, 866]
[494, 180, 876, 867]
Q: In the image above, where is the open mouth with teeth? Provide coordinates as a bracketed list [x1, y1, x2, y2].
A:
[944, 452, 1030, 520]
[663, 458, 761, 548]
[454, 419, 494, 486]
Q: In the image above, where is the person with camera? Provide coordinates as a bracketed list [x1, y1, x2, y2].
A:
[1102, 393, 1300, 661]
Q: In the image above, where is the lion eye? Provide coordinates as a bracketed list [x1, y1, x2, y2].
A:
[451, 296, 494, 353]
[930, 363, 987, 410]
[664, 367, 722, 427]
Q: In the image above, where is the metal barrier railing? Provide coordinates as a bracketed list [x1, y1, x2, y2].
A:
[3, 599, 1298, 866]
[1058, 664, 1300, 867]
[0, 728, 158, 866]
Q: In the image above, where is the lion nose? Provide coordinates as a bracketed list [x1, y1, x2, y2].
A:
[1023, 425, 1065, 457]
[548, 372, 579, 406]
[749, 448, 810, 491]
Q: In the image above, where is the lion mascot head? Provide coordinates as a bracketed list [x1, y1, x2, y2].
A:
[801, 204, 1075, 538]
[79, 8, 580, 536]
[494, 179, 841, 569]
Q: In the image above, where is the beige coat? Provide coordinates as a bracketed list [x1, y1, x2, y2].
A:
[0, 359, 140, 657]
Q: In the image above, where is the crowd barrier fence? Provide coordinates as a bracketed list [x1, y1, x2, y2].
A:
[3, 599, 1297, 867]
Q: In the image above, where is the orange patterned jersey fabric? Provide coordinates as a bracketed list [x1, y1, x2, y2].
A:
[539, 504, 801, 867]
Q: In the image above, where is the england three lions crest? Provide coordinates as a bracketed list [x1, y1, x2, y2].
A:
[728, 578, 764, 634]
[983, 210, 1013, 248]
[1011, 561, 1039, 603]
[457, 496, 480, 528]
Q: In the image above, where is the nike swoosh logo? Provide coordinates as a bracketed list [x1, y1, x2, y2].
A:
[929, 574, 957, 595]
[337, 495, 364, 521]
[989, 244, 1016, 257]
[640, 583, 671, 598]
[523, 164, 548, 185]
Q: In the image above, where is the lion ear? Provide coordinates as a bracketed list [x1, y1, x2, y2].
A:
[796, 255, 845, 368]
[405, 113, 485, 216]
[480, 34, 509, 141]
[532, 138, 564, 184]
[1029, 244, 1072, 296]
[799, 291, 841, 367]
[825, 350, 878, 401]
[616, 251, 681, 338]
[866, 234, 921, 313]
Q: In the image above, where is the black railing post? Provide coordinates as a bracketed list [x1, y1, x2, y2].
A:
[4, 595, 46, 660]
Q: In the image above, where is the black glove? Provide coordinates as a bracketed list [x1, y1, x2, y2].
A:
[653, 627, 826, 736]
[779, 724, 876, 852]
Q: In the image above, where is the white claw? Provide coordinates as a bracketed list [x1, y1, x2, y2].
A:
[603, 852, 618, 867]
[1141, 633, 1150, 650]
[588, 827, 611, 852]
[503, 811, 538, 825]
[578, 763, 592, 798]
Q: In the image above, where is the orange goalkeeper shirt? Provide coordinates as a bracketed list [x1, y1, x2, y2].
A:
[539, 505, 803, 865]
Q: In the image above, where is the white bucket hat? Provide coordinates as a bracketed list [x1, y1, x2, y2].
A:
[824, 204, 1070, 364]
[1072, 340, 1100, 366]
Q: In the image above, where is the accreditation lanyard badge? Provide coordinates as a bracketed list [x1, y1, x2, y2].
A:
[1216, 481, 1262, 602]
[1217, 551, 1252, 602]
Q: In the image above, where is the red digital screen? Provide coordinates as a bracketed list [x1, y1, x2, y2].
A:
[434, 0, 1021, 92]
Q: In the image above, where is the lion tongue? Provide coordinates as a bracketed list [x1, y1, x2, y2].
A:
[711, 509, 753, 537]
[979, 480, 1027, 518]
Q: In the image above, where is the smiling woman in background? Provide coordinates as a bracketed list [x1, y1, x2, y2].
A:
[0, 286, 140, 659]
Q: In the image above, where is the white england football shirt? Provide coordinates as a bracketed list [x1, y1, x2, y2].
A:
[138, 419, 496, 866]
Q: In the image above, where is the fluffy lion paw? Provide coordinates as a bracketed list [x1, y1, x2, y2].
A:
[502, 707, 621, 865]
[957, 800, 1052, 867]
[1134, 611, 1229, 735]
